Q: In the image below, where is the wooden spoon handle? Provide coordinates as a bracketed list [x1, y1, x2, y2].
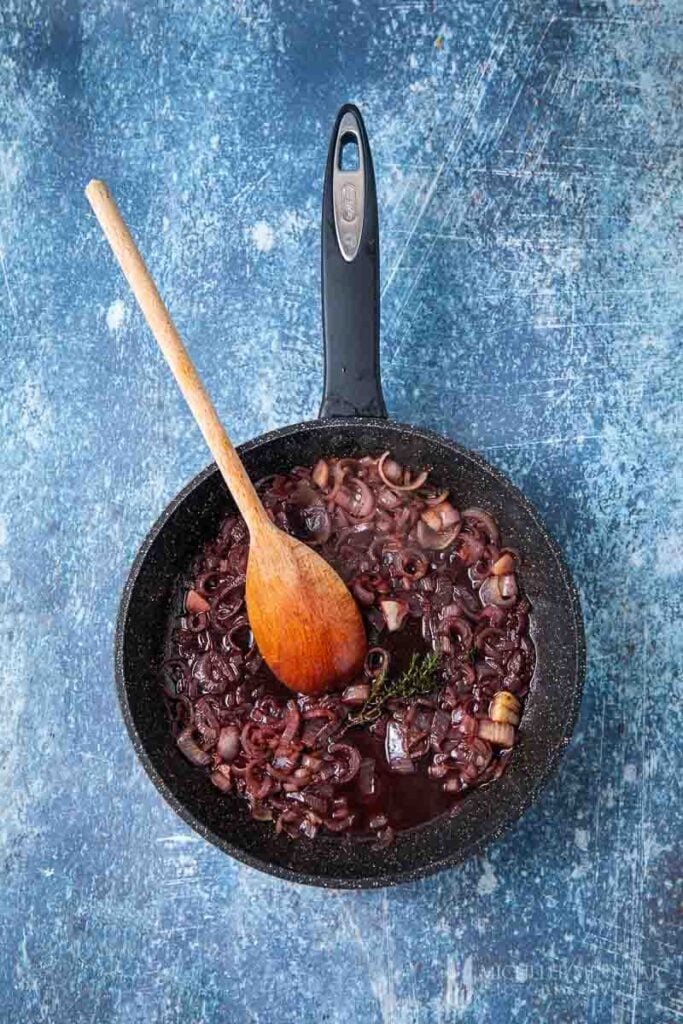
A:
[85, 179, 268, 534]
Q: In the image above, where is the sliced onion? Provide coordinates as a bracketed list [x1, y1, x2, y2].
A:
[177, 728, 211, 767]
[380, 598, 409, 632]
[477, 719, 515, 747]
[240, 721, 272, 758]
[377, 452, 402, 483]
[327, 461, 349, 501]
[455, 531, 486, 566]
[490, 691, 521, 726]
[290, 481, 324, 508]
[184, 611, 209, 633]
[210, 766, 232, 792]
[312, 459, 329, 489]
[416, 521, 460, 551]
[271, 745, 301, 773]
[305, 506, 332, 544]
[462, 507, 500, 545]
[245, 762, 273, 800]
[477, 604, 507, 627]
[352, 580, 376, 607]
[377, 487, 403, 510]
[421, 488, 450, 507]
[344, 478, 376, 518]
[439, 613, 472, 649]
[377, 451, 429, 492]
[342, 683, 372, 706]
[479, 574, 518, 608]
[217, 725, 241, 762]
[195, 570, 223, 596]
[299, 817, 319, 840]
[421, 501, 461, 533]
[430, 709, 451, 751]
[398, 549, 429, 580]
[162, 660, 190, 698]
[280, 701, 302, 745]
[226, 619, 255, 654]
[365, 647, 389, 678]
[385, 720, 416, 773]
[186, 589, 210, 615]
[491, 552, 515, 576]
[328, 743, 362, 784]
[192, 651, 234, 695]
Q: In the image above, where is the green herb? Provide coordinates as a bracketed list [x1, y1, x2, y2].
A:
[347, 651, 441, 728]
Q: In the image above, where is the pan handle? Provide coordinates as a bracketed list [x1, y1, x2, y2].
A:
[319, 104, 388, 419]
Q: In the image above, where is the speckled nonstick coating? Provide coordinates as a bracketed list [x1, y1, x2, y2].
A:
[115, 417, 585, 889]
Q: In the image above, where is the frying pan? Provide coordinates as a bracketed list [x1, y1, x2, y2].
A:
[115, 104, 585, 888]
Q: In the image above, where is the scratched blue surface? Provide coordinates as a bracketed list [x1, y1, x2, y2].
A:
[1, 1, 681, 1021]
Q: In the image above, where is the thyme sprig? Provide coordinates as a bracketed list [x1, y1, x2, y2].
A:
[347, 652, 441, 728]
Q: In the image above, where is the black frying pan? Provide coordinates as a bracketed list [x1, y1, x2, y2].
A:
[115, 104, 585, 889]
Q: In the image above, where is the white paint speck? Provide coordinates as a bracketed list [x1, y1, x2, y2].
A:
[250, 220, 275, 252]
[156, 833, 199, 845]
[623, 763, 638, 783]
[210, 134, 220, 150]
[19, 377, 53, 451]
[106, 299, 126, 332]
[279, 208, 308, 242]
[477, 857, 498, 895]
[0, 560, 10, 584]
[640, 333, 669, 352]
[0, 516, 6, 546]
[444, 954, 474, 1012]
[575, 828, 589, 851]
[655, 533, 682, 576]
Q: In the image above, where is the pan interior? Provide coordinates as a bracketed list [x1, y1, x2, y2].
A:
[117, 418, 584, 888]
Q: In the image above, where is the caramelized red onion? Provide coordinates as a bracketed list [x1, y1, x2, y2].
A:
[163, 451, 535, 845]
[380, 598, 409, 632]
[216, 725, 241, 762]
[177, 728, 212, 766]
[421, 500, 460, 533]
[342, 682, 372, 706]
[479, 574, 518, 608]
[186, 589, 210, 615]
[377, 451, 429, 492]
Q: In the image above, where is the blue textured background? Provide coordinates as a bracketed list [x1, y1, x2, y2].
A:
[1, 1, 681, 1021]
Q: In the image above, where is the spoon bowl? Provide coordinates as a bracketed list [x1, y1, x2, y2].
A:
[246, 518, 366, 694]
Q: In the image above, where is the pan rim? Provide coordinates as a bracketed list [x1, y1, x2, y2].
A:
[114, 416, 586, 888]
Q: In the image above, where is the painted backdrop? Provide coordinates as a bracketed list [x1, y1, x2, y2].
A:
[0, 1, 681, 1021]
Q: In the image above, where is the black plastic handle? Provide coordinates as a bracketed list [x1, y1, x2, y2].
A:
[319, 104, 387, 419]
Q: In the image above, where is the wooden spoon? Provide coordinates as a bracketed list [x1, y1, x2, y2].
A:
[85, 179, 367, 696]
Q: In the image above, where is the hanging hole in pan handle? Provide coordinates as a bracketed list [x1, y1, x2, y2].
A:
[319, 104, 388, 420]
[339, 133, 360, 172]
